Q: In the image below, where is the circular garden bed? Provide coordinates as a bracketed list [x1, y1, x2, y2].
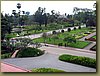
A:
[16, 47, 44, 58]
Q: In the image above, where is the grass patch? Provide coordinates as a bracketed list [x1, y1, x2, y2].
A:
[59, 54, 96, 68]
[32, 68, 65, 72]
[34, 37, 91, 49]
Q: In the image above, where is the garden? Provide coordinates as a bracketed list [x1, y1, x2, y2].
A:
[6, 22, 74, 38]
[33, 27, 95, 49]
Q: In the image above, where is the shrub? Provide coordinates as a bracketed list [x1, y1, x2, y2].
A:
[16, 47, 44, 58]
[68, 28, 71, 32]
[79, 26, 81, 29]
[74, 27, 76, 30]
[61, 30, 64, 33]
[58, 43, 63, 46]
[32, 68, 65, 72]
[59, 54, 96, 68]
[52, 31, 57, 34]
[64, 43, 67, 47]
[1, 53, 12, 59]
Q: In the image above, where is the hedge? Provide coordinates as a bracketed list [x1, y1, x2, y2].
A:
[32, 68, 65, 72]
[59, 54, 96, 68]
[16, 47, 44, 58]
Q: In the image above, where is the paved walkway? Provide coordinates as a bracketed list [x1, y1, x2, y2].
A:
[40, 43, 96, 54]
[79, 32, 96, 50]
[2, 53, 96, 72]
[84, 42, 96, 50]
[1, 62, 31, 72]
[11, 50, 19, 58]
[39, 46, 96, 59]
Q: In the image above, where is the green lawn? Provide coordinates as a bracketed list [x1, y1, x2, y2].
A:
[33, 37, 91, 49]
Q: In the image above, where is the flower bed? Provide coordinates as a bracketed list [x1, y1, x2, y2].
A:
[85, 38, 96, 41]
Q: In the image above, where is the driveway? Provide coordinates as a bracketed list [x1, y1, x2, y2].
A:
[2, 53, 96, 72]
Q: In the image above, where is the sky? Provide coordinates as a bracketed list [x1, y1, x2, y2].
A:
[1, 1, 96, 15]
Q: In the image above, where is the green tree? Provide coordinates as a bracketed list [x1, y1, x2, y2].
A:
[1, 13, 13, 40]
[34, 7, 44, 27]
[63, 36, 76, 45]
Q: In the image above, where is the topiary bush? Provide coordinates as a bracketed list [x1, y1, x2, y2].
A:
[59, 54, 96, 68]
[61, 30, 64, 33]
[16, 47, 44, 58]
[52, 31, 57, 34]
[74, 27, 76, 30]
[79, 26, 81, 29]
[68, 28, 71, 32]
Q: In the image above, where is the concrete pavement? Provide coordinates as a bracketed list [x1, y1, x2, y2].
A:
[79, 32, 96, 50]
[84, 42, 96, 50]
[2, 53, 96, 72]
[39, 46, 96, 59]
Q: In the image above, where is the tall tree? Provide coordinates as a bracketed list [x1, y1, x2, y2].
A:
[34, 7, 44, 27]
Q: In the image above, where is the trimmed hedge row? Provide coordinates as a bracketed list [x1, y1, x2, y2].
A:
[32, 68, 65, 72]
[59, 54, 96, 68]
